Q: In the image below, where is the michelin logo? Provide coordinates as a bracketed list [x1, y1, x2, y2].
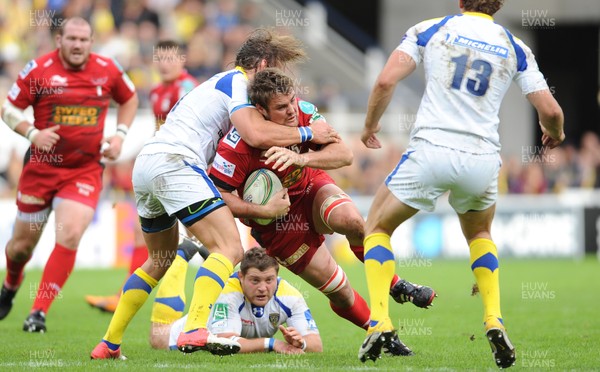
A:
[451, 35, 508, 58]
[212, 153, 236, 177]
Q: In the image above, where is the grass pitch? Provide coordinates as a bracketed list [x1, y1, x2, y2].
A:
[0, 257, 598, 371]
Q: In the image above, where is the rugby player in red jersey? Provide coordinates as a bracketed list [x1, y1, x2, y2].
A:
[209, 68, 436, 357]
[0, 17, 138, 332]
[84, 40, 202, 313]
[150, 40, 199, 130]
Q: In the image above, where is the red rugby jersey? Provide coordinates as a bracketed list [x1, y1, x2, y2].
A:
[209, 99, 326, 230]
[149, 71, 198, 127]
[7, 49, 136, 167]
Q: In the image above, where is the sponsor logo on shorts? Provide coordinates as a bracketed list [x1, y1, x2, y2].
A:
[76, 182, 95, 196]
[212, 153, 236, 177]
[276, 243, 310, 267]
[17, 192, 45, 205]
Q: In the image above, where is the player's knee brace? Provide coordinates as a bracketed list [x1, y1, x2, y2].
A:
[318, 264, 347, 295]
[319, 193, 352, 230]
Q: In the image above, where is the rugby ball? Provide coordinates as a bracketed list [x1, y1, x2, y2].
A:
[242, 168, 283, 225]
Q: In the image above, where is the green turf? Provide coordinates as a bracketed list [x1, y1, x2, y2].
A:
[0, 257, 598, 371]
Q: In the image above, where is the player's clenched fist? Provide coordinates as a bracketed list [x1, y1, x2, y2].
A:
[32, 125, 60, 152]
[309, 119, 340, 145]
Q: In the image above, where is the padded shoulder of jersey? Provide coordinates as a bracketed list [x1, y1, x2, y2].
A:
[275, 279, 303, 298]
[222, 276, 243, 295]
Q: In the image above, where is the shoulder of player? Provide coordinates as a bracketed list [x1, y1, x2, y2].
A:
[411, 16, 450, 31]
[222, 275, 244, 295]
[149, 83, 162, 96]
[89, 53, 125, 75]
[179, 71, 199, 86]
[296, 99, 321, 126]
[275, 278, 303, 298]
[19, 50, 58, 79]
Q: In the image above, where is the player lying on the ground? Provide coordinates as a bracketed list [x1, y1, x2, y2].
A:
[149, 247, 322, 354]
[209, 68, 437, 357]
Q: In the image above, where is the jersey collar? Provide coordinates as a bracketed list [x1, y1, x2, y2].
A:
[462, 11, 494, 21]
[235, 66, 248, 79]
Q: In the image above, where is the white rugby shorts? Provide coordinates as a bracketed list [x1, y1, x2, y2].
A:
[385, 139, 501, 214]
[132, 152, 221, 219]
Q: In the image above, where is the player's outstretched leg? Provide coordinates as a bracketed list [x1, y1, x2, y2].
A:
[470, 237, 515, 368]
[359, 233, 398, 363]
[390, 279, 436, 308]
[85, 235, 209, 313]
[175, 206, 242, 355]
[90, 222, 179, 360]
[315, 185, 436, 309]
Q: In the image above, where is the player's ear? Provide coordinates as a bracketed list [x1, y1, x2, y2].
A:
[256, 104, 268, 118]
[257, 58, 268, 71]
[55, 33, 62, 48]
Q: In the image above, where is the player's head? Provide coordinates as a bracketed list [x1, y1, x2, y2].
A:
[248, 68, 298, 127]
[459, 0, 504, 15]
[235, 28, 306, 74]
[56, 17, 93, 69]
[239, 247, 279, 307]
[154, 40, 186, 83]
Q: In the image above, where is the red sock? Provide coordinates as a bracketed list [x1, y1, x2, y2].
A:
[128, 246, 148, 275]
[350, 245, 400, 289]
[330, 289, 370, 330]
[4, 249, 30, 289]
[32, 243, 76, 314]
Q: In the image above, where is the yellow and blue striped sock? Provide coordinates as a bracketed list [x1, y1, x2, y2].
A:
[364, 233, 396, 330]
[183, 252, 233, 332]
[103, 268, 158, 349]
[469, 238, 503, 329]
[151, 254, 189, 324]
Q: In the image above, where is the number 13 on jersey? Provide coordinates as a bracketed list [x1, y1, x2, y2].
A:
[451, 54, 493, 96]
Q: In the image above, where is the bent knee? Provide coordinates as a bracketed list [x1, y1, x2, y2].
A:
[7, 238, 37, 260]
[210, 244, 244, 266]
[56, 228, 86, 249]
[331, 214, 364, 239]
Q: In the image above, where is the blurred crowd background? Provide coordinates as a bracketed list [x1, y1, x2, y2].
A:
[1, 0, 599, 199]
